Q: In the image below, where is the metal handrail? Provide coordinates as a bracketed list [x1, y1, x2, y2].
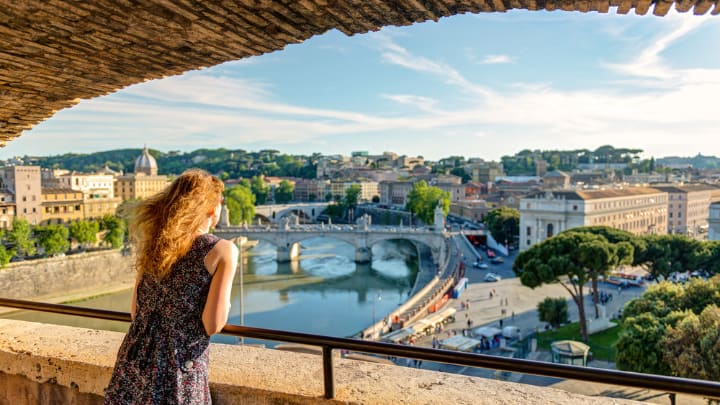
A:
[1, 297, 719, 400]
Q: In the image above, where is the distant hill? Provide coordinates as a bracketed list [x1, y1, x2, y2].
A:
[657, 154, 720, 169]
[27, 148, 318, 179]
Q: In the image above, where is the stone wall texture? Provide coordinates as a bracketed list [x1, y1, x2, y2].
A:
[0, 0, 717, 146]
[0, 250, 133, 300]
[0, 319, 644, 405]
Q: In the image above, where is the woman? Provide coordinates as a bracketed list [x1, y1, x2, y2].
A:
[105, 169, 239, 404]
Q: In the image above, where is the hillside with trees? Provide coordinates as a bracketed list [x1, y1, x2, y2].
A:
[29, 148, 319, 179]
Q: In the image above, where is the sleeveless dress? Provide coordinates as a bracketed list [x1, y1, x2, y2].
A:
[105, 233, 221, 404]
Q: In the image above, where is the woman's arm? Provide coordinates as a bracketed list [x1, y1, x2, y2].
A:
[202, 240, 239, 335]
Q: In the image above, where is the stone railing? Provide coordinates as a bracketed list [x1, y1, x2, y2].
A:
[0, 319, 642, 405]
[0, 250, 133, 302]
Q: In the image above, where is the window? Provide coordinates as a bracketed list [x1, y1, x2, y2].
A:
[526, 226, 532, 236]
[547, 223, 554, 238]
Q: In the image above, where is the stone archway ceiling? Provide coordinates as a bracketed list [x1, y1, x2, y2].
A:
[0, 1, 717, 147]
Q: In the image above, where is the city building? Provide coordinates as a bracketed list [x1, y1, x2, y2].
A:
[449, 200, 492, 223]
[329, 180, 379, 202]
[0, 192, 15, 230]
[464, 161, 504, 183]
[709, 202, 720, 241]
[293, 179, 329, 202]
[542, 170, 570, 190]
[519, 187, 668, 250]
[379, 180, 414, 206]
[114, 146, 170, 201]
[1, 166, 42, 225]
[653, 185, 716, 239]
[40, 188, 84, 225]
[48, 170, 122, 220]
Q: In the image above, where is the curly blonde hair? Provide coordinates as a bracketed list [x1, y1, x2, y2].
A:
[124, 169, 224, 280]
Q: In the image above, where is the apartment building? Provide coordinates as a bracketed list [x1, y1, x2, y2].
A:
[293, 179, 329, 202]
[1, 166, 41, 225]
[654, 185, 716, 239]
[709, 202, 720, 241]
[520, 187, 668, 250]
[0, 192, 14, 230]
[329, 180, 379, 202]
[40, 188, 84, 225]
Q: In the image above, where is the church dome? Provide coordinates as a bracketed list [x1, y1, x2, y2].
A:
[134, 145, 158, 175]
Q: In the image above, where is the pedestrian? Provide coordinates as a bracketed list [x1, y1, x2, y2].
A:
[511, 311, 515, 320]
[105, 170, 236, 404]
[489, 291, 493, 299]
[466, 299, 470, 310]
[499, 319, 504, 328]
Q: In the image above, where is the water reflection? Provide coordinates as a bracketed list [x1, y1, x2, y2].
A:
[3, 238, 418, 345]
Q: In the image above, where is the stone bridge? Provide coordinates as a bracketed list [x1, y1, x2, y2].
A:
[253, 203, 330, 224]
[215, 224, 449, 265]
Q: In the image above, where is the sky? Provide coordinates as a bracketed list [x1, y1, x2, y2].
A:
[2, 9, 719, 161]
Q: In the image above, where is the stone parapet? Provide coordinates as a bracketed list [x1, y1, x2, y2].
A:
[0, 250, 133, 301]
[0, 319, 642, 404]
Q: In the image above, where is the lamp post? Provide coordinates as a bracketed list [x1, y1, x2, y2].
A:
[371, 292, 382, 339]
[237, 238, 245, 345]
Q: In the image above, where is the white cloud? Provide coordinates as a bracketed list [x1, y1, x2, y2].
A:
[479, 54, 514, 64]
[605, 13, 711, 80]
[6, 13, 719, 161]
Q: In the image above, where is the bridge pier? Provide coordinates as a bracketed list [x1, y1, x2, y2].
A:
[277, 242, 301, 263]
[355, 247, 372, 263]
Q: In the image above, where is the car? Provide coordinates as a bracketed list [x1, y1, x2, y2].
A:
[491, 257, 505, 264]
[477, 263, 489, 269]
[472, 260, 484, 268]
[484, 273, 501, 282]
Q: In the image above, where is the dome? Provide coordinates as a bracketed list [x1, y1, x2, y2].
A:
[134, 145, 158, 175]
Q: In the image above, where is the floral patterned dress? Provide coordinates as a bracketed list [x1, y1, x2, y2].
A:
[105, 233, 221, 404]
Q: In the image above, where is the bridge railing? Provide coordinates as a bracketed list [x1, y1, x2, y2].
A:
[1, 297, 719, 401]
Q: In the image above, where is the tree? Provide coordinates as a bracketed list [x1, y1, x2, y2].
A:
[344, 184, 361, 209]
[484, 207, 520, 247]
[616, 277, 720, 376]
[34, 225, 70, 256]
[274, 180, 294, 204]
[101, 215, 126, 249]
[662, 305, 720, 381]
[537, 297, 569, 328]
[0, 245, 12, 267]
[566, 226, 635, 319]
[224, 184, 256, 225]
[514, 231, 626, 341]
[635, 234, 703, 281]
[250, 176, 269, 205]
[8, 218, 36, 257]
[615, 312, 676, 375]
[69, 220, 99, 248]
[405, 180, 450, 225]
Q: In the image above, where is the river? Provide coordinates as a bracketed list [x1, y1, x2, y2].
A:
[3, 238, 419, 346]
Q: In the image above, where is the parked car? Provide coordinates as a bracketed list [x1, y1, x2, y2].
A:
[484, 273, 501, 282]
[491, 257, 505, 264]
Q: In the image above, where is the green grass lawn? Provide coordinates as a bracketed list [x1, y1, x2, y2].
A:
[535, 323, 620, 363]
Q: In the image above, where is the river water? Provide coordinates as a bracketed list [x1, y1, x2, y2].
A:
[4, 238, 419, 345]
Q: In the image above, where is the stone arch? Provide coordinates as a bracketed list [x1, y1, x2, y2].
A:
[1, 2, 712, 144]
[254, 214, 271, 225]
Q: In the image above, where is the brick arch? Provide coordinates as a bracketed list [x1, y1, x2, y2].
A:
[1, 1, 716, 146]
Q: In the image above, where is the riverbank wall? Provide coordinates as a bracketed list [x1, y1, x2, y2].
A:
[0, 250, 134, 302]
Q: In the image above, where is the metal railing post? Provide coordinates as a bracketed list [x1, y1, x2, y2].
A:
[322, 346, 334, 399]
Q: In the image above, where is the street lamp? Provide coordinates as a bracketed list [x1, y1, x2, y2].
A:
[237, 238, 245, 345]
[372, 292, 382, 339]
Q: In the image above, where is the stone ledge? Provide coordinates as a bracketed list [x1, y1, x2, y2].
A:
[0, 319, 642, 404]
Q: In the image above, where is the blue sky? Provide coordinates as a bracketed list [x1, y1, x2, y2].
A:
[3, 9, 719, 161]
